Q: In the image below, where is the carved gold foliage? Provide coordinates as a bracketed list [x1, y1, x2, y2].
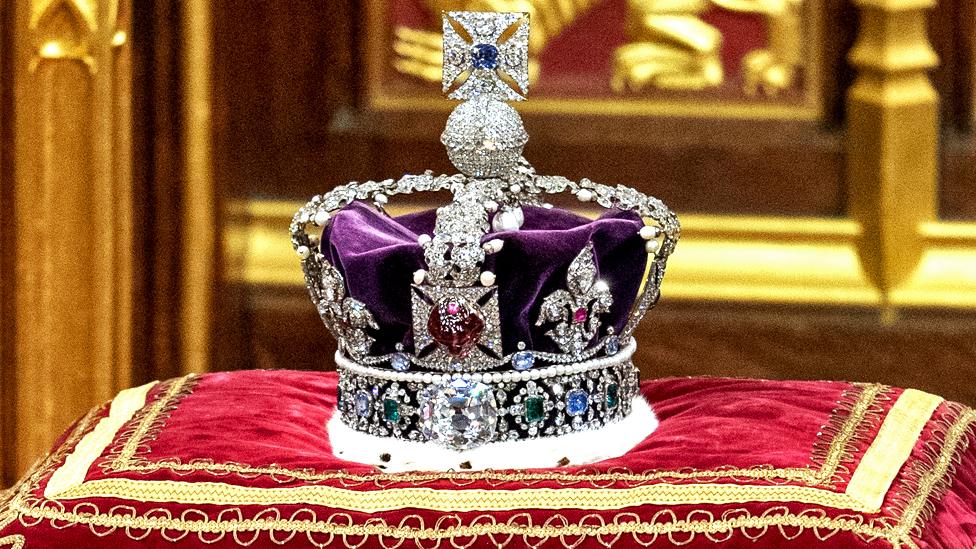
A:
[28, 0, 99, 70]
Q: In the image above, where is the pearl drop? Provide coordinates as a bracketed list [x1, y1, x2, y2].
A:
[492, 211, 520, 232]
[483, 238, 504, 254]
[639, 225, 661, 240]
[313, 210, 331, 227]
[413, 270, 427, 284]
[577, 189, 594, 202]
[645, 240, 660, 253]
[480, 271, 496, 286]
[296, 245, 310, 259]
[418, 234, 432, 246]
[374, 193, 388, 205]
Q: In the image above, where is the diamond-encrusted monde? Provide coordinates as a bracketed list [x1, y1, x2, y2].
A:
[292, 12, 680, 451]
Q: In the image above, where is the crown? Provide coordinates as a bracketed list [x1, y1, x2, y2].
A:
[290, 12, 679, 452]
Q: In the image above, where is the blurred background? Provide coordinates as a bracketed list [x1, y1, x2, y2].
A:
[1, 0, 974, 485]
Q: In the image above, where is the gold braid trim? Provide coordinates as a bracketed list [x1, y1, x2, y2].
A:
[810, 384, 891, 486]
[104, 378, 885, 488]
[103, 374, 198, 472]
[893, 405, 976, 542]
[845, 389, 944, 512]
[0, 535, 25, 549]
[51, 478, 871, 512]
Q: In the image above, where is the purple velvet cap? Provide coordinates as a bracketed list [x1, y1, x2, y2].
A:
[320, 202, 646, 355]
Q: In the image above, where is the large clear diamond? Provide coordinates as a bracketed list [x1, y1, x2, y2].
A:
[420, 379, 498, 449]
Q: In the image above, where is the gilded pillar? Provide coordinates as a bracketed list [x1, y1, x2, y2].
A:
[846, 0, 939, 316]
[10, 0, 134, 475]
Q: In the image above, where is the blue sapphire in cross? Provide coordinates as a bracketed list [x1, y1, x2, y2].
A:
[471, 43, 500, 69]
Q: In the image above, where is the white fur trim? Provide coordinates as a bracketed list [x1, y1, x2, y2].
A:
[328, 396, 657, 472]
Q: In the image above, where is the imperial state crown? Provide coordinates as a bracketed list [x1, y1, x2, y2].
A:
[290, 11, 679, 459]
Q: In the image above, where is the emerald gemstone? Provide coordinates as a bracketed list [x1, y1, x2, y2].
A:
[383, 398, 400, 422]
[525, 396, 544, 423]
[606, 384, 620, 409]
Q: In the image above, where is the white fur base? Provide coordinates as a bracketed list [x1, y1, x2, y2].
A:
[328, 396, 657, 472]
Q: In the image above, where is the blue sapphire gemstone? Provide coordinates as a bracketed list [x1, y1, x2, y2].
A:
[566, 389, 589, 416]
[354, 391, 371, 417]
[471, 43, 500, 70]
[605, 336, 620, 356]
[512, 351, 535, 371]
[391, 352, 410, 372]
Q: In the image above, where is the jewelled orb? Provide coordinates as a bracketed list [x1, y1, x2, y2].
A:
[420, 379, 499, 449]
[427, 297, 485, 356]
[441, 97, 528, 178]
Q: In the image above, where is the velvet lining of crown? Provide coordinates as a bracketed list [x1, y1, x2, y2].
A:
[320, 202, 646, 356]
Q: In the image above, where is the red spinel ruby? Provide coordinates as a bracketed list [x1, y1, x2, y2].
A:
[428, 298, 485, 356]
[573, 307, 588, 324]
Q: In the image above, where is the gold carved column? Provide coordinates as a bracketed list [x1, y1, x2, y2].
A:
[846, 0, 939, 318]
[5, 0, 135, 479]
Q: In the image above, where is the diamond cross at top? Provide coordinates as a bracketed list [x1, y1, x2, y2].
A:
[442, 11, 529, 102]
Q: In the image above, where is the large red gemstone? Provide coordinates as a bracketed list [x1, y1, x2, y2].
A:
[427, 298, 485, 356]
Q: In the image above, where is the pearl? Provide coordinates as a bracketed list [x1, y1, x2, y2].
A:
[413, 269, 427, 284]
[577, 189, 593, 202]
[512, 206, 524, 225]
[432, 375, 443, 384]
[422, 374, 433, 384]
[530, 370, 541, 380]
[482, 238, 504, 254]
[492, 211, 521, 232]
[492, 373, 503, 383]
[639, 225, 661, 240]
[472, 373, 482, 382]
[418, 234, 432, 246]
[314, 210, 331, 226]
[510, 184, 522, 194]
[645, 240, 660, 253]
[484, 200, 499, 212]
[296, 245, 310, 259]
[480, 271, 496, 286]
[556, 365, 567, 375]
[502, 372, 513, 383]
[374, 193, 388, 205]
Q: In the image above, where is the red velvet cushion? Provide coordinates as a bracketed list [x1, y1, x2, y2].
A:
[1, 370, 974, 548]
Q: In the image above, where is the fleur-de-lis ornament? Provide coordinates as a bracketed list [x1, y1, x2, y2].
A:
[318, 262, 379, 360]
[536, 243, 613, 354]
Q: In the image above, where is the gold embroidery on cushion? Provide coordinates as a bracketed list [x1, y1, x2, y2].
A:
[845, 389, 944, 512]
[0, 535, 25, 549]
[810, 384, 891, 486]
[105, 378, 887, 488]
[105, 374, 198, 471]
[52, 478, 871, 512]
[6, 401, 976, 548]
[44, 381, 159, 498]
[891, 404, 976, 542]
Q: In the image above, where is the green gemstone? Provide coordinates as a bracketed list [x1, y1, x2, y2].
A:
[606, 384, 620, 409]
[525, 396, 544, 424]
[383, 398, 400, 422]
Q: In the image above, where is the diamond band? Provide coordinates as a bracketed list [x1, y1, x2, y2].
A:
[336, 343, 639, 446]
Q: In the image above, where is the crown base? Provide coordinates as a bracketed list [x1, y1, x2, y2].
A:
[335, 340, 640, 451]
